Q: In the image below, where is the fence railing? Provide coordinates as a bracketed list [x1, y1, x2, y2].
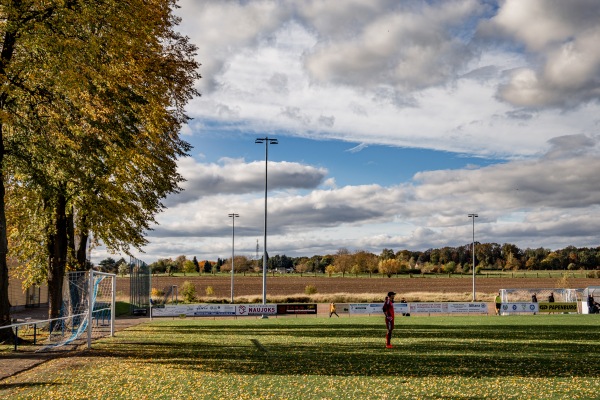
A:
[1, 308, 112, 352]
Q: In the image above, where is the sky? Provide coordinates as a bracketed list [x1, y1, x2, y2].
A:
[94, 0, 600, 264]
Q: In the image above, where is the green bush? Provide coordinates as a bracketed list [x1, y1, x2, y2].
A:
[304, 285, 317, 295]
[205, 285, 214, 296]
[181, 281, 197, 303]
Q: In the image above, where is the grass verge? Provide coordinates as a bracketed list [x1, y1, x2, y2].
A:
[1, 315, 600, 399]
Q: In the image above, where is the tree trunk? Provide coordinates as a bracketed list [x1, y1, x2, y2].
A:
[76, 231, 89, 270]
[0, 160, 12, 342]
[75, 212, 89, 270]
[67, 208, 75, 266]
[47, 192, 68, 319]
[0, 3, 19, 343]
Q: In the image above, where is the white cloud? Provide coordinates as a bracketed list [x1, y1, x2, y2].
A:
[175, 0, 291, 92]
[90, 2, 600, 264]
[99, 134, 599, 263]
[304, 0, 482, 91]
[166, 157, 328, 206]
[177, 3, 600, 158]
[481, 0, 600, 108]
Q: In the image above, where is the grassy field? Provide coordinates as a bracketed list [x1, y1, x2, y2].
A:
[2, 315, 600, 399]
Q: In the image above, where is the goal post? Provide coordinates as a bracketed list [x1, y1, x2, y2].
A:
[500, 288, 581, 303]
[39, 269, 116, 352]
[87, 270, 116, 349]
[499, 288, 582, 315]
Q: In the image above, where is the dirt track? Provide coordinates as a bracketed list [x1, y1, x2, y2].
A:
[120, 274, 599, 301]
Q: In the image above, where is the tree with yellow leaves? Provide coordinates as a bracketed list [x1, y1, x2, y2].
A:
[0, 0, 200, 340]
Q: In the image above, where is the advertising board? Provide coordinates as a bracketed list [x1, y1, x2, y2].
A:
[276, 304, 317, 314]
[235, 304, 277, 316]
[501, 302, 538, 314]
[538, 302, 577, 313]
[151, 304, 236, 317]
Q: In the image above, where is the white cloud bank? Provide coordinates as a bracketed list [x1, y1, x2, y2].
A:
[121, 133, 600, 262]
[91, 1, 600, 263]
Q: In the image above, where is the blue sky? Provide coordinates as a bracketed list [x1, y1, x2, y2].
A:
[185, 130, 505, 187]
[94, 0, 600, 264]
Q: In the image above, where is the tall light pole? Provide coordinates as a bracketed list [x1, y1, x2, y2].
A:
[468, 213, 478, 301]
[228, 213, 239, 304]
[255, 137, 278, 307]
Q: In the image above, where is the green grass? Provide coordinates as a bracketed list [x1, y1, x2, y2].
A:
[2, 315, 600, 399]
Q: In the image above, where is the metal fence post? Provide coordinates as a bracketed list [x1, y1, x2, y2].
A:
[87, 270, 93, 349]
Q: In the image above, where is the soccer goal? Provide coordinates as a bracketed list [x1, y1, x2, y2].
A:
[500, 288, 581, 303]
[499, 288, 583, 315]
[40, 269, 116, 351]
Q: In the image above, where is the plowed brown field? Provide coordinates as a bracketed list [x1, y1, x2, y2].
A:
[118, 274, 599, 301]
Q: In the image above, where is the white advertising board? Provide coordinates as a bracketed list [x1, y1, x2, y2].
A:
[151, 304, 277, 317]
[500, 302, 539, 314]
[348, 303, 408, 315]
[349, 303, 383, 314]
[409, 302, 488, 314]
[236, 304, 277, 316]
[410, 302, 446, 313]
[446, 302, 488, 314]
[152, 304, 236, 317]
[395, 303, 409, 314]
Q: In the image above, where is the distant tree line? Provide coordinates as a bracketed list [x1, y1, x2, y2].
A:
[103, 243, 600, 277]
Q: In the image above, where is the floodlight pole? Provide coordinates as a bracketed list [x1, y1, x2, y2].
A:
[468, 213, 478, 302]
[255, 137, 278, 312]
[228, 213, 239, 304]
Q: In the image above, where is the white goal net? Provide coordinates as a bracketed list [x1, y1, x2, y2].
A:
[499, 288, 582, 303]
[40, 270, 116, 351]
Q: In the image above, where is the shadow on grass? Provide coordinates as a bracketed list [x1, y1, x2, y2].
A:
[85, 321, 600, 379]
[0, 382, 58, 389]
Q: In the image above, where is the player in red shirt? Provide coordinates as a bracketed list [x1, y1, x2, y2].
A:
[383, 291, 396, 348]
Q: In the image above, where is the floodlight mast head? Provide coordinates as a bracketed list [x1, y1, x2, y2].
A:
[255, 138, 278, 145]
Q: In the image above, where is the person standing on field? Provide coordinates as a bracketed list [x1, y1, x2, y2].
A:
[383, 291, 396, 348]
[495, 292, 502, 315]
[329, 302, 339, 317]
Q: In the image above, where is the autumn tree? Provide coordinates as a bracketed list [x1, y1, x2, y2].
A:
[378, 258, 400, 278]
[380, 248, 395, 260]
[504, 252, 521, 271]
[354, 250, 378, 277]
[0, 1, 200, 336]
[221, 255, 252, 273]
[0, 0, 70, 338]
[183, 260, 196, 276]
[295, 260, 310, 276]
[333, 248, 352, 277]
[174, 256, 188, 275]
